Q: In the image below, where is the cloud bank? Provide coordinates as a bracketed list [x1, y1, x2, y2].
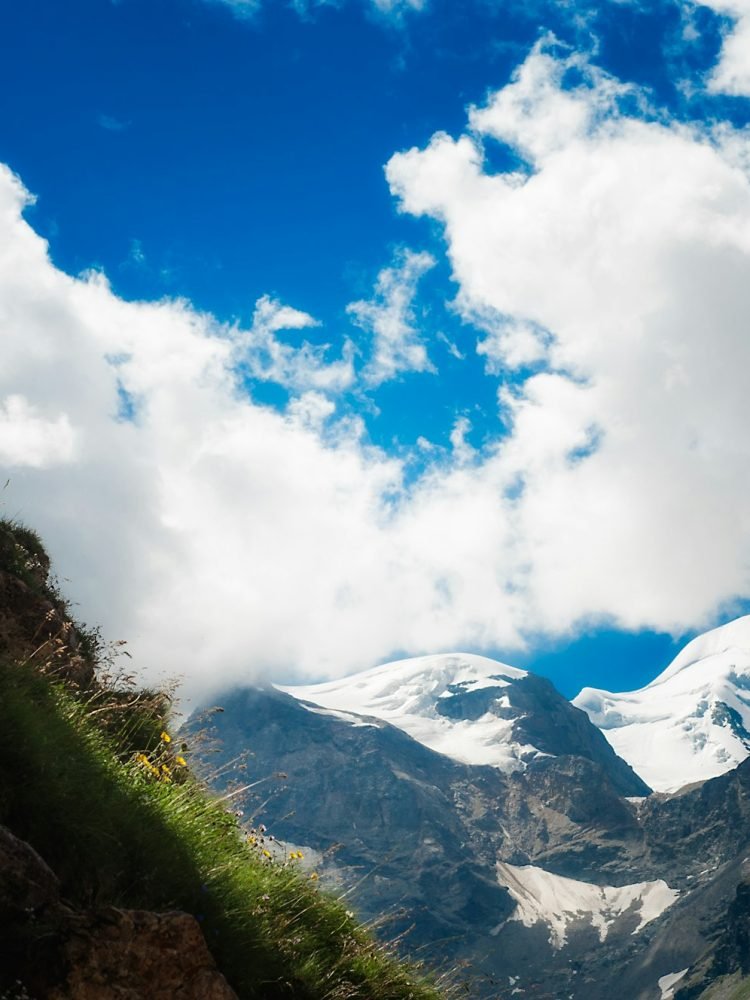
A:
[5, 41, 750, 703]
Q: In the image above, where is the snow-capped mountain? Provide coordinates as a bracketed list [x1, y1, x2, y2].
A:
[574, 616, 750, 792]
[186, 632, 750, 999]
[280, 653, 533, 770]
[280, 651, 648, 794]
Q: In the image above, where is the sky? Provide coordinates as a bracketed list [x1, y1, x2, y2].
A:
[3, 0, 750, 705]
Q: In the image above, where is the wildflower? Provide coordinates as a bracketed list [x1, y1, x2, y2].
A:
[262, 849, 272, 858]
[310, 872, 319, 881]
[175, 756, 187, 767]
[160, 731, 171, 744]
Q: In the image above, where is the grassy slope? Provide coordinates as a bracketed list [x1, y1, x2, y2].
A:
[0, 520, 445, 1000]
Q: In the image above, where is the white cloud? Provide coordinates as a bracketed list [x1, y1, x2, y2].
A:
[0, 164, 523, 705]
[7, 41, 750, 703]
[0, 396, 76, 468]
[475, 316, 550, 372]
[449, 416, 475, 465]
[688, 0, 750, 95]
[387, 39, 750, 635]
[237, 295, 355, 392]
[348, 248, 436, 386]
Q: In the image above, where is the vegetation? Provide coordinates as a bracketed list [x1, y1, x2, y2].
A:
[0, 518, 445, 1000]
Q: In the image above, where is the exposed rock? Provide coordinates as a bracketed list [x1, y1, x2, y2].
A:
[50, 908, 238, 1000]
[0, 824, 237, 1000]
[674, 865, 750, 999]
[0, 522, 94, 688]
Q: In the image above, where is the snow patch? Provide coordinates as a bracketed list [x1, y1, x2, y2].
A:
[658, 969, 689, 998]
[497, 863, 679, 950]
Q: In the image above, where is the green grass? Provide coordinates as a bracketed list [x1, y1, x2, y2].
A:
[0, 518, 445, 1000]
[0, 658, 445, 1000]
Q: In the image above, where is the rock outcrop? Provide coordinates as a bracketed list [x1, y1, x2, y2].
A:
[0, 824, 238, 1000]
[0, 522, 94, 688]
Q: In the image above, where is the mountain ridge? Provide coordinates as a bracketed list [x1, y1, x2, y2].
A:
[574, 616, 750, 792]
[280, 651, 650, 797]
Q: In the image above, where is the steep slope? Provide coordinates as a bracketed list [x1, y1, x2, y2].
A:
[574, 617, 750, 792]
[282, 652, 649, 796]
[674, 863, 750, 999]
[0, 521, 444, 1000]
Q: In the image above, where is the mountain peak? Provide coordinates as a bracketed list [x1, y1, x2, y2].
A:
[279, 652, 531, 770]
[279, 652, 649, 795]
[574, 616, 750, 792]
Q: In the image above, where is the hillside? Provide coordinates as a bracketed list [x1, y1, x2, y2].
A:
[0, 520, 444, 1000]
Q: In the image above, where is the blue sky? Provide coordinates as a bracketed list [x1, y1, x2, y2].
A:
[3, 0, 750, 701]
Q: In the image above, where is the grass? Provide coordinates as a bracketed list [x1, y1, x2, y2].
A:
[0, 520, 446, 1000]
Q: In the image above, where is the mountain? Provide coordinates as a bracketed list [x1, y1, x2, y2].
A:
[185, 635, 750, 998]
[574, 617, 750, 792]
[280, 652, 650, 796]
[184, 657, 657, 996]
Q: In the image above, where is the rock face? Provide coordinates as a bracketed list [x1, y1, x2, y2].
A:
[0, 522, 94, 688]
[0, 824, 238, 1000]
[674, 866, 750, 999]
[51, 908, 239, 1000]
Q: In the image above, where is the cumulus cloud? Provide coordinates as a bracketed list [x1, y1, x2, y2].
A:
[237, 295, 354, 392]
[0, 164, 522, 705]
[688, 0, 750, 95]
[387, 39, 750, 634]
[348, 248, 436, 386]
[0, 396, 77, 468]
[6, 39, 750, 703]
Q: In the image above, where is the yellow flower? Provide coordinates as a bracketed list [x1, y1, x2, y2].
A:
[262, 849, 272, 859]
[175, 756, 187, 767]
[160, 731, 171, 743]
[310, 872, 319, 881]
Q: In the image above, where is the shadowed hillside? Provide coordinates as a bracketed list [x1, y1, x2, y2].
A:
[0, 519, 446, 1000]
